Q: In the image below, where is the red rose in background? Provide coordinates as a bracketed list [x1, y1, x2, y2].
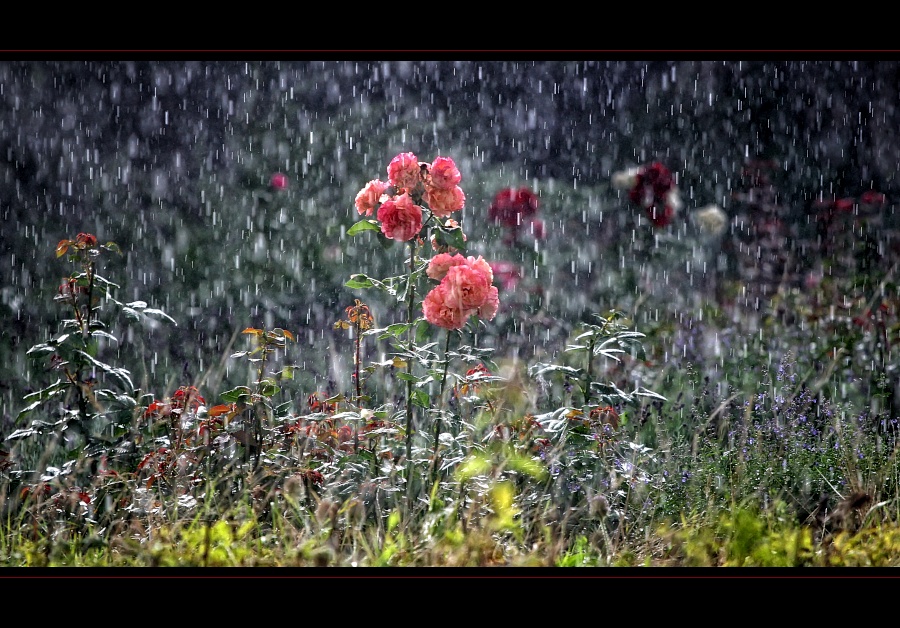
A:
[860, 190, 887, 206]
[270, 172, 289, 190]
[626, 162, 679, 227]
[489, 187, 539, 229]
[833, 197, 855, 213]
[646, 204, 676, 228]
[628, 162, 673, 206]
[489, 260, 522, 291]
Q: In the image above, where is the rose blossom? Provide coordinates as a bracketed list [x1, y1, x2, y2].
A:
[646, 203, 676, 228]
[860, 190, 886, 207]
[387, 152, 421, 190]
[422, 283, 467, 329]
[376, 193, 423, 241]
[270, 172, 289, 190]
[475, 286, 499, 321]
[465, 255, 494, 284]
[644, 187, 681, 227]
[424, 255, 501, 329]
[629, 162, 674, 208]
[425, 185, 465, 217]
[626, 163, 679, 228]
[488, 187, 539, 229]
[443, 259, 494, 311]
[427, 252, 466, 281]
[354, 179, 387, 216]
[833, 197, 855, 212]
[429, 156, 462, 190]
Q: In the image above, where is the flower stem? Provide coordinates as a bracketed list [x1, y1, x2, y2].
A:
[84, 260, 96, 333]
[404, 239, 417, 492]
[354, 318, 363, 406]
[438, 330, 452, 410]
[585, 335, 595, 406]
[430, 329, 453, 483]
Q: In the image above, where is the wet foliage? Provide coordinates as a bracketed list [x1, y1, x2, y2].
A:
[3, 59, 900, 566]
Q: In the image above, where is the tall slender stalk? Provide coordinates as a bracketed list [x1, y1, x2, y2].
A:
[354, 318, 363, 405]
[404, 239, 417, 488]
[430, 329, 453, 483]
[71, 258, 97, 431]
[585, 334, 596, 407]
[252, 344, 268, 469]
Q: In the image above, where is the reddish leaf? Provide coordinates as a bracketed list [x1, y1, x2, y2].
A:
[207, 404, 233, 418]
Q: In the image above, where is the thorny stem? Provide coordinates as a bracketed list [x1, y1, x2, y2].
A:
[438, 329, 452, 410]
[352, 314, 364, 455]
[404, 240, 417, 498]
[84, 260, 96, 333]
[354, 316, 363, 406]
[71, 259, 97, 429]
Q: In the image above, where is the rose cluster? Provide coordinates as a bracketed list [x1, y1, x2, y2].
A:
[612, 162, 682, 228]
[354, 152, 466, 242]
[353, 151, 500, 331]
[422, 253, 499, 329]
[812, 189, 887, 217]
[488, 186, 544, 244]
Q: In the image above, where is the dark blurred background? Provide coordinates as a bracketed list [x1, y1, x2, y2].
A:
[3, 58, 899, 429]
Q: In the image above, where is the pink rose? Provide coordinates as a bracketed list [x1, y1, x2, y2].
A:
[387, 152, 421, 190]
[270, 172, 289, 190]
[376, 193, 423, 242]
[427, 252, 466, 281]
[465, 255, 494, 284]
[423, 254, 502, 330]
[475, 286, 499, 321]
[422, 283, 467, 329]
[429, 156, 461, 190]
[354, 179, 387, 217]
[443, 261, 493, 312]
[424, 185, 465, 217]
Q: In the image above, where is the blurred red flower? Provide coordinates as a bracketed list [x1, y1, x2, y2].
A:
[270, 172, 289, 190]
[489, 187, 539, 229]
[489, 260, 522, 291]
[628, 162, 679, 227]
[860, 190, 886, 206]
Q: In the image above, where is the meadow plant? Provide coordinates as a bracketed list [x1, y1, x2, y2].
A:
[5, 152, 900, 567]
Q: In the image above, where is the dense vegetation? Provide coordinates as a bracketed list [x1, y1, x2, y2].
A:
[3, 148, 900, 567]
[3, 60, 900, 567]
